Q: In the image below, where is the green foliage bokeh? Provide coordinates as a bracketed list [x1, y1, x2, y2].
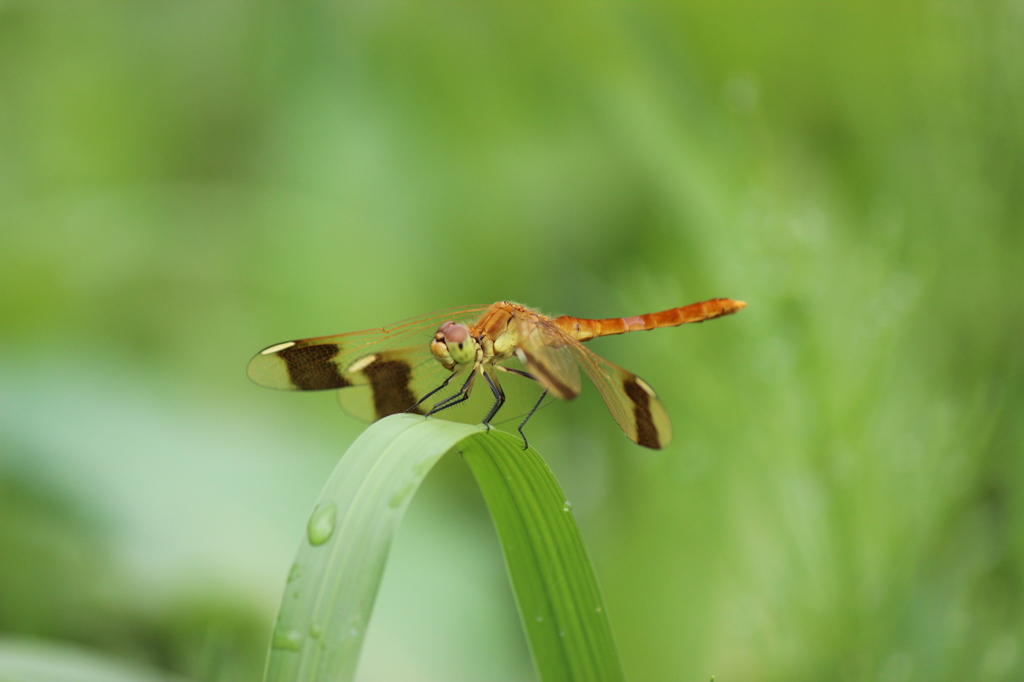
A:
[1, 3, 1022, 681]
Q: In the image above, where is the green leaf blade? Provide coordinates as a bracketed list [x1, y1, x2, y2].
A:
[463, 431, 624, 682]
[264, 414, 622, 682]
[264, 414, 485, 682]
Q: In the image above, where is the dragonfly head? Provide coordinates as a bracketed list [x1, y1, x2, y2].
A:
[431, 321, 477, 370]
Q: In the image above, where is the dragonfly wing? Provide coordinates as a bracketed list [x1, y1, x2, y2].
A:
[337, 347, 455, 422]
[564, 341, 673, 449]
[247, 305, 489, 421]
[509, 313, 671, 447]
[514, 314, 583, 400]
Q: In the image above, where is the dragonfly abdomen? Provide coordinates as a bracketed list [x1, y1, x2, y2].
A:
[555, 298, 746, 341]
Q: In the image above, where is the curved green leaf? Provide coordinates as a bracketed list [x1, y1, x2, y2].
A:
[264, 413, 622, 682]
[463, 430, 625, 682]
[263, 414, 484, 682]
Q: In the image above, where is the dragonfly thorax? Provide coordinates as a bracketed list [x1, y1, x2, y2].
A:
[484, 320, 520, 359]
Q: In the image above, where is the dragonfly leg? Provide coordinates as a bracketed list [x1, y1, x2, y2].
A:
[516, 390, 548, 450]
[481, 368, 506, 426]
[494, 365, 537, 382]
[426, 366, 478, 416]
[408, 371, 457, 413]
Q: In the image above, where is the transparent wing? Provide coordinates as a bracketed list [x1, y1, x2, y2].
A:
[513, 312, 583, 400]
[335, 346, 453, 422]
[569, 344, 673, 449]
[516, 315, 673, 449]
[247, 305, 490, 422]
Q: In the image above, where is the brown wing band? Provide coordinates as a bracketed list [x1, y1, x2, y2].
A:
[623, 377, 660, 449]
[519, 348, 578, 400]
[362, 358, 423, 420]
[279, 344, 350, 390]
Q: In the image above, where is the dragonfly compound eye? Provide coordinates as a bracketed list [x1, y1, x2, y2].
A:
[430, 321, 475, 369]
[440, 322, 476, 365]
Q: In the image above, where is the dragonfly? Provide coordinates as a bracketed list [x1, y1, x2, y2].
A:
[247, 298, 746, 449]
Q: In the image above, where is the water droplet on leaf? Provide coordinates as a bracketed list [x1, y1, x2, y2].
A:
[272, 627, 303, 651]
[307, 502, 337, 546]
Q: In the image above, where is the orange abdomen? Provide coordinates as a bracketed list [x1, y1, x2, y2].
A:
[554, 298, 747, 342]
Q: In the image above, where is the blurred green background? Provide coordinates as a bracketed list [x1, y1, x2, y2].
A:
[2, 2, 1022, 681]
